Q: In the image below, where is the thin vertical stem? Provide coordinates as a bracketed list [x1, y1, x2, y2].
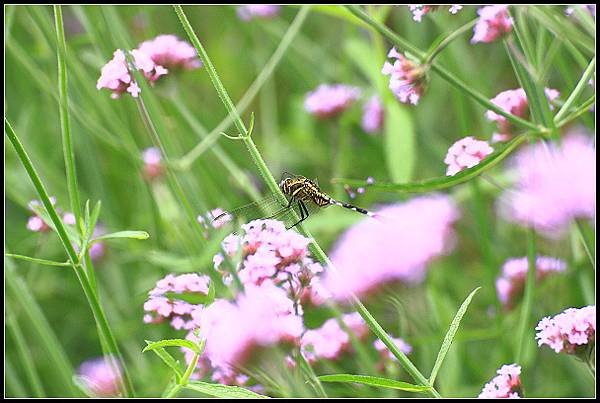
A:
[516, 227, 537, 363]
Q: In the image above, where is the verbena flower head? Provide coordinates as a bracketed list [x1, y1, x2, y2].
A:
[142, 147, 163, 180]
[324, 195, 460, 300]
[408, 5, 463, 22]
[496, 256, 566, 309]
[499, 132, 595, 236]
[77, 356, 123, 397]
[137, 35, 201, 70]
[535, 305, 596, 355]
[197, 282, 303, 383]
[300, 312, 368, 363]
[478, 363, 523, 398]
[374, 337, 412, 361]
[381, 48, 426, 105]
[304, 84, 361, 118]
[143, 273, 210, 330]
[486, 88, 560, 140]
[361, 95, 385, 134]
[237, 5, 281, 21]
[214, 219, 325, 307]
[96, 49, 167, 99]
[472, 5, 513, 44]
[444, 136, 494, 176]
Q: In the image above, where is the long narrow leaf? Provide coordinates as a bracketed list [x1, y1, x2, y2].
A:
[185, 381, 270, 398]
[318, 374, 431, 393]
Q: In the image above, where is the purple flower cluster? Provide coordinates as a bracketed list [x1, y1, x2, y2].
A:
[236, 5, 280, 21]
[535, 305, 596, 355]
[472, 5, 513, 44]
[304, 84, 361, 118]
[381, 48, 426, 105]
[496, 256, 566, 309]
[324, 195, 460, 300]
[373, 337, 412, 361]
[143, 273, 210, 330]
[478, 363, 523, 398]
[25, 197, 57, 233]
[486, 88, 560, 142]
[361, 95, 385, 134]
[444, 136, 494, 176]
[499, 132, 595, 236]
[408, 5, 463, 22]
[77, 356, 123, 397]
[300, 312, 368, 363]
[97, 35, 200, 98]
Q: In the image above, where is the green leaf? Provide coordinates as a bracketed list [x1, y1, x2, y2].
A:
[184, 381, 270, 398]
[334, 134, 528, 192]
[383, 101, 415, 183]
[429, 287, 481, 384]
[143, 339, 200, 354]
[318, 374, 432, 393]
[143, 341, 183, 382]
[5, 254, 71, 267]
[93, 230, 150, 242]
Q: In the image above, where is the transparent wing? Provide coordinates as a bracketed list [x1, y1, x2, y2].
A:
[213, 194, 288, 227]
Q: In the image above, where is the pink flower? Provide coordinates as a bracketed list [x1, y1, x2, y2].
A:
[499, 132, 595, 236]
[214, 219, 325, 307]
[143, 273, 210, 330]
[77, 356, 123, 397]
[26, 197, 57, 232]
[137, 35, 201, 70]
[96, 49, 167, 99]
[142, 147, 163, 180]
[444, 136, 494, 176]
[408, 5, 463, 22]
[535, 305, 596, 355]
[63, 212, 76, 226]
[496, 256, 566, 309]
[304, 84, 361, 118]
[478, 363, 523, 398]
[381, 48, 426, 105]
[486, 88, 560, 140]
[198, 208, 232, 232]
[197, 282, 303, 383]
[300, 312, 367, 363]
[374, 337, 412, 361]
[471, 5, 513, 44]
[237, 5, 281, 21]
[323, 195, 460, 300]
[361, 95, 385, 134]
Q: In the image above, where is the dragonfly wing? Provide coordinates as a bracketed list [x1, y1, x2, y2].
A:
[213, 194, 288, 227]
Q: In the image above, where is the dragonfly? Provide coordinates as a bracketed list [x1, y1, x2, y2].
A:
[213, 173, 380, 230]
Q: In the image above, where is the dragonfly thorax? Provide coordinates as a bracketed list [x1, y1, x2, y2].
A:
[280, 176, 331, 207]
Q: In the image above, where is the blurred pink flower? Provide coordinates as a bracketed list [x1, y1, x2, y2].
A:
[237, 5, 281, 21]
[142, 147, 163, 180]
[137, 34, 201, 70]
[197, 282, 303, 383]
[444, 136, 494, 176]
[143, 273, 210, 330]
[486, 88, 560, 140]
[214, 219, 325, 308]
[25, 197, 57, 233]
[535, 305, 596, 355]
[499, 132, 595, 235]
[63, 212, 76, 226]
[77, 356, 123, 397]
[472, 5, 513, 44]
[96, 49, 167, 98]
[381, 48, 426, 105]
[478, 363, 522, 398]
[300, 312, 368, 363]
[198, 208, 232, 233]
[304, 84, 361, 118]
[496, 256, 566, 309]
[408, 5, 463, 22]
[361, 95, 385, 134]
[324, 195, 460, 300]
[374, 337, 412, 361]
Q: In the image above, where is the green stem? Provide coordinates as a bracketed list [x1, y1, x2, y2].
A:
[554, 57, 596, 123]
[344, 5, 541, 132]
[4, 119, 135, 397]
[424, 18, 478, 65]
[555, 95, 595, 128]
[516, 227, 537, 363]
[575, 219, 595, 269]
[177, 5, 310, 169]
[6, 313, 45, 397]
[174, 6, 439, 397]
[53, 6, 81, 223]
[165, 350, 200, 398]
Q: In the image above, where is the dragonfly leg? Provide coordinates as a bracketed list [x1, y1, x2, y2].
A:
[287, 200, 309, 229]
